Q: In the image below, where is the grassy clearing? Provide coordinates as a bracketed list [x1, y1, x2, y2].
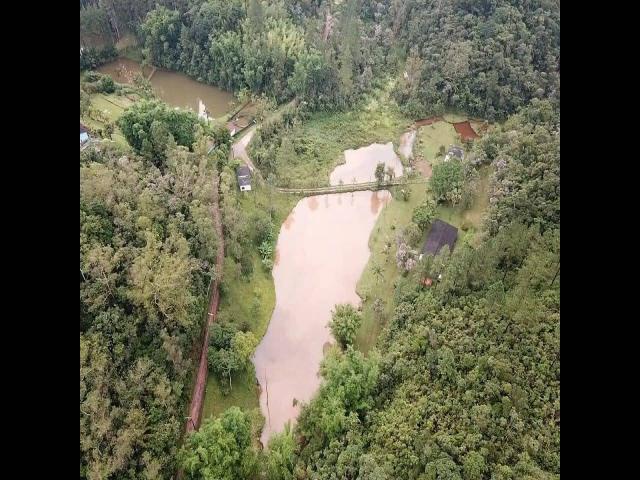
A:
[272, 91, 412, 187]
[81, 93, 134, 148]
[355, 183, 428, 352]
[202, 185, 299, 421]
[202, 366, 261, 420]
[416, 121, 460, 164]
[91, 93, 133, 122]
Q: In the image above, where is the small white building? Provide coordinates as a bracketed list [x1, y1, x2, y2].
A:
[80, 123, 90, 146]
[236, 165, 252, 192]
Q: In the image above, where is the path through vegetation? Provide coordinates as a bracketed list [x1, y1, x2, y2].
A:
[185, 169, 224, 434]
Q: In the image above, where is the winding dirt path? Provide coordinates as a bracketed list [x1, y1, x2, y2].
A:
[232, 127, 256, 170]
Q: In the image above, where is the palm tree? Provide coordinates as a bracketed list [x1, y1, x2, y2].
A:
[371, 263, 384, 283]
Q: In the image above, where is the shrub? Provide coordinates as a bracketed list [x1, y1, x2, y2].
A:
[329, 304, 362, 348]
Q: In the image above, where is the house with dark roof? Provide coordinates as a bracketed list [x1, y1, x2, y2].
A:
[422, 219, 458, 257]
[444, 145, 464, 162]
[236, 165, 252, 192]
[80, 123, 90, 146]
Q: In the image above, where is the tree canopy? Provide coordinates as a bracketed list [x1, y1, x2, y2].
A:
[80, 132, 225, 478]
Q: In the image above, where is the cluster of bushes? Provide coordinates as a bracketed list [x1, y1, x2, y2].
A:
[116, 100, 209, 168]
[249, 100, 309, 181]
[80, 45, 117, 71]
[81, 71, 118, 94]
[207, 322, 258, 394]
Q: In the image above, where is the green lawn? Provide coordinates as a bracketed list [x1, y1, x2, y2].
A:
[269, 90, 412, 188]
[90, 93, 133, 121]
[202, 371, 261, 421]
[416, 121, 460, 164]
[355, 183, 428, 352]
[81, 93, 134, 149]
[201, 185, 299, 421]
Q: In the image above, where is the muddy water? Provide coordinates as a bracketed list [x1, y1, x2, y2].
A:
[253, 190, 391, 445]
[329, 142, 404, 185]
[97, 58, 235, 118]
[399, 130, 417, 160]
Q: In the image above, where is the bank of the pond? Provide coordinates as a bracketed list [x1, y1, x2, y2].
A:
[355, 165, 492, 352]
[253, 189, 391, 445]
[256, 93, 412, 188]
[97, 58, 236, 119]
[201, 186, 299, 421]
[354, 183, 427, 352]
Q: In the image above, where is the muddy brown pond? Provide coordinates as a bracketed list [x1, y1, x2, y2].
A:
[329, 142, 404, 185]
[97, 58, 235, 118]
[252, 190, 391, 445]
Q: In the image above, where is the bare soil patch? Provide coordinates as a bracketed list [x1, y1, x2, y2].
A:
[453, 121, 479, 140]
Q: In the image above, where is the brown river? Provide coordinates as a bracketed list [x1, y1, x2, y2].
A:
[97, 58, 235, 118]
[253, 190, 391, 445]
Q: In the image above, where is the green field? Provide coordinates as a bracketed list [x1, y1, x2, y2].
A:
[81, 93, 134, 148]
[269, 90, 412, 188]
[355, 183, 428, 352]
[416, 121, 460, 164]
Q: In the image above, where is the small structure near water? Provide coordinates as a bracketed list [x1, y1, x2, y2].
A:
[419, 219, 458, 287]
[236, 165, 252, 192]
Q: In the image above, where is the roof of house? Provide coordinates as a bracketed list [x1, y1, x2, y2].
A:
[236, 165, 252, 187]
[80, 123, 88, 134]
[422, 219, 458, 256]
[447, 145, 464, 158]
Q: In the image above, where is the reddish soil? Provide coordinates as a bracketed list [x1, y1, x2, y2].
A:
[453, 121, 480, 141]
[414, 116, 443, 127]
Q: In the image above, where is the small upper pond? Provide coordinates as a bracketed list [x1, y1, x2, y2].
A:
[329, 142, 404, 185]
[97, 58, 235, 118]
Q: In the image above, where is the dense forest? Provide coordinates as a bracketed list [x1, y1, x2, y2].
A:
[81, 1, 559, 478]
[81, 0, 559, 119]
[80, 128, 229, 478]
